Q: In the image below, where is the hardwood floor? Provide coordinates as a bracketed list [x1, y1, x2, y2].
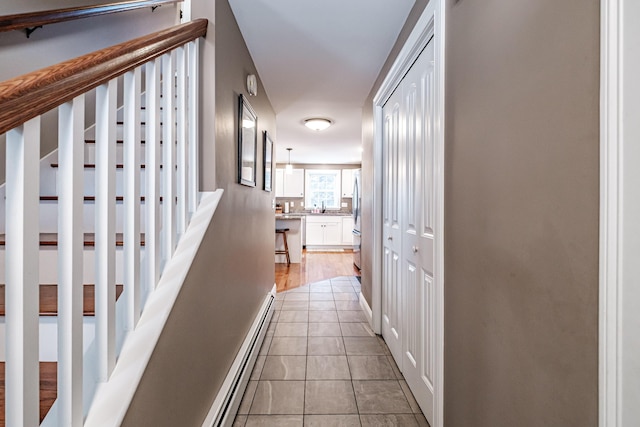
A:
[275, 249, 360, 293]
[0, 362, 57, 425]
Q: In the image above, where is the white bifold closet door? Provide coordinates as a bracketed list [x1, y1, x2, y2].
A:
[381, 38, 436, 424]
[382, 75, 403, 364]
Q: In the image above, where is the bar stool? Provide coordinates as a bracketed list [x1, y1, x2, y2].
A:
[275, 228, 290, 265]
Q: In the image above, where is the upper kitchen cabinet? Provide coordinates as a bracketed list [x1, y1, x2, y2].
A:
[275, 168, 305, 198]
[341, 169, 358, 198]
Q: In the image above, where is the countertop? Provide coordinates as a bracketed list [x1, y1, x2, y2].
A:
[276, 212, 351, 218]
[275, 214, 305, 219]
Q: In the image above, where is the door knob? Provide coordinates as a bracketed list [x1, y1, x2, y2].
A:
[412, 246, 418, 253]
[388, 236, 393, 241]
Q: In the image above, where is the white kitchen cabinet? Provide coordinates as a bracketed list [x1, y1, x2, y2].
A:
[305, 222, 324, 246]
[276, 168, 304, 198]
[341, 169, 357, 198]
[286, 168, 305, 198]
[341, 216, 354, 245]
[323, 220, 342, 245]
[275, 168, 285, 197]
[305, 215, 342, 246]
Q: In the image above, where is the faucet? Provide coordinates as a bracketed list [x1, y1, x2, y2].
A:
[321, 201, 326, 213]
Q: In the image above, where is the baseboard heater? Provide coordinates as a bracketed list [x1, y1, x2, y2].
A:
[201, 287, 275, 427]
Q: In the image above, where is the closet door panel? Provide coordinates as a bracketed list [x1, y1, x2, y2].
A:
[381, 85, 403, 363]
[401, 41, 436, 423]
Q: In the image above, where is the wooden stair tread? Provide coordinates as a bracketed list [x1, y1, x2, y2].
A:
[0, 233, 146, 247]
[40, 195, 150, 202]
[115, 121, 147, 125]
[50, 163, 150, 169]
[0, 362, 57, 425]
[84, 139, 157, 144]
[0, 284, 124, 317]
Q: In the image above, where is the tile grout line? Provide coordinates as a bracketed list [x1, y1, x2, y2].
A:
[341, 286, 363, 424]
[303, 292, 308, 422]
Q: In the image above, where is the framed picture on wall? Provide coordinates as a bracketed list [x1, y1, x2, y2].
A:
[238, 94, 257, 187]
[263, 131, 274, 192]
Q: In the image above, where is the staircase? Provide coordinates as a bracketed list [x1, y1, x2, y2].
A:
[0, 109, 140, 423]
[0, 19, 209, 426]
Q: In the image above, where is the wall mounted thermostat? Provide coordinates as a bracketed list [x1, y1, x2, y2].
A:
[247, 74, 258, 96]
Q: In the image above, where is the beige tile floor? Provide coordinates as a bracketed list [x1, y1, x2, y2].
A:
[233, 276, 430, 427]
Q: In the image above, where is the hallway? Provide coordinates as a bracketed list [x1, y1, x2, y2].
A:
[233, 275, 429, 427]
[275, 250, 361, 293]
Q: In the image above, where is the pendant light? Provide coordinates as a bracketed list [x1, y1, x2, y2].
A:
[286, 148, 293, 174]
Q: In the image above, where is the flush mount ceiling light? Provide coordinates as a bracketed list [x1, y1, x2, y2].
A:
[304, 118, 332, 131]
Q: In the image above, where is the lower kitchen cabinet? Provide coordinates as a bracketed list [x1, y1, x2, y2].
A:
[305, 216, 342, 246]
[341, 216, 354, 245]
[306, 215, 354, 247]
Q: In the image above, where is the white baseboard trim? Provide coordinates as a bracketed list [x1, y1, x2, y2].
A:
[201, 284, 276, 427]
[359, 291, 373, 327]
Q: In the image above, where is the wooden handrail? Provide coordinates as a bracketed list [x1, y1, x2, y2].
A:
[0, 0, 182, 33]
[0, 18, 207, 135]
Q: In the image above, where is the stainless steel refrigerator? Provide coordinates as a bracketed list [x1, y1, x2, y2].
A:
[352, 169, 362, 270]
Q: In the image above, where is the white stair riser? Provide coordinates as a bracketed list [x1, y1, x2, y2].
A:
[37, 202, 149, 234]
[38, 162, 151, 198]
[84, 123, 146, 142]
[0, 195, 158, 234]
[84, 142, 147, 165]
[57, 168, 148, 198]
[0, 247, 137, 284]
[40, 159, 58, 197]
[119, 110, 177, 126]
[0, 318, 96, 362]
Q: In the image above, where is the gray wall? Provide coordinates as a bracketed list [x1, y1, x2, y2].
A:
[443, 0, 599, 425]
[363, 0, 600, 425]
[0, 2, 178, 180]
[0, 2, 177, 80]
[121, 0, 276, 425]
[2, 0, 140, 15]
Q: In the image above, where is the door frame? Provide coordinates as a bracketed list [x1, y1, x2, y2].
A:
[600, 1, 640, 425]
[371, 2, 445, 426]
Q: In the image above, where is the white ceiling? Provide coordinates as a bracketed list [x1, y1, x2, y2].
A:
[229, 0, 415, 165]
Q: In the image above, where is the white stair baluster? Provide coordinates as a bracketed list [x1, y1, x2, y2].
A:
[188, 39, 200, 216]
[176, 45, 187, 238]
[57, 97, 85, 426]
[145, 58, 161, 295]
[124, 68, 141, 328]
[162, 52, 176, 269]
[95, 80, 117, 381]
[0, 23, 207, 426]
[5, 117, 41, 427]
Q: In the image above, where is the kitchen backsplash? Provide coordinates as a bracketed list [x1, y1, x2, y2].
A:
[276, 197, 352, 214]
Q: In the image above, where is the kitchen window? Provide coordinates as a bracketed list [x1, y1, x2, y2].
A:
[304, 169, 342, 210]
